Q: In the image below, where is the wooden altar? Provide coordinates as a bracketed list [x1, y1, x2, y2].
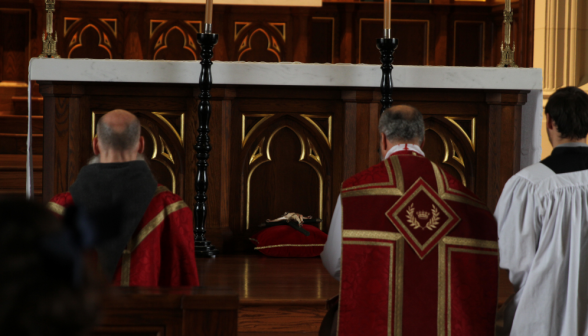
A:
[33, 60, 542, 251]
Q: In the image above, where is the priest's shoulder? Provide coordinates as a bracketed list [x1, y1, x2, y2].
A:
[342, 159, 393, 189]
[151, 185, 187, 207]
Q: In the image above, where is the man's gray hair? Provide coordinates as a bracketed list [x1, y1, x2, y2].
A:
[96, 116, 141, 151]
[378, 105, 425, 144]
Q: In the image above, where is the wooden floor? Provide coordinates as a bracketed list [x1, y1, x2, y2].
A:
[196, 254, 514, 336]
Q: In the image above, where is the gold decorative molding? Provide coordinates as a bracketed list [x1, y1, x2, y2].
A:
[445, 117, 475, 151]
[246, 126, 323, 229]
[68, 24, 112, 58]
[152, 112, 184, 146]
[154, 158, 176, 194]
[308, 139, 321, 165]
[242, 114, 274, 147]
[235, 22, 252, 40]
[99, 18, 117, 37]
[238, 28, 281, 62]
[64, 17, 81, 36]
[150, 20, 167, 38]
[427, 127, 467, 186]
[269, 22, 286, 41]
[153, 26, 197, 60]
[185, 20, 202, 34]
[359, 18, 430, 64]
[301, 114, 332, 148]
[141, 126, 159, 160]
[160, 136, 174, 164]
[249, 137, 265, 165]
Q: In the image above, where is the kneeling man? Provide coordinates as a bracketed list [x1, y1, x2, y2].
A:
[321, 105, 499, 335]
[48, 109, 199, 287]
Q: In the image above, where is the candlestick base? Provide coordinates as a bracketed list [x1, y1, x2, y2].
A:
[377, 38, 398, 113]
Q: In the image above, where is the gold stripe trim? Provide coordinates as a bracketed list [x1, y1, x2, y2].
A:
[438, 239, 447, 336]
[394, 239, 404, 336]
[432, 162, 446, 196]
[442, 236, 498, 249]
[385, 159, 395, 185]
[390, 156, 404, 193]
[342, 188, 403, 198]
[343, 230, 402, 241]
[155, 185, 170, 195]
[121, 242, 131, 287]
[254, 243, 325, 250]
[47, 202, 65, 216]
[128, 200, 187, 251]
[342, 181, 395, 192]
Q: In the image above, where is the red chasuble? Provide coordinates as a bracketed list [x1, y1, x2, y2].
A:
[47, 185, 200, 287]
[338, 151, 498, 336]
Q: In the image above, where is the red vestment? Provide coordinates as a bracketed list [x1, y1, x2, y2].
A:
[338, 151, 498, 336]
[48, 185, 199, 287]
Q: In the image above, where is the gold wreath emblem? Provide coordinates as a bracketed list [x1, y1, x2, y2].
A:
[406, 203, 440, 231]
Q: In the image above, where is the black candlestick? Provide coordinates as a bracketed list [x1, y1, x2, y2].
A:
[194, 33, 219, 258]
[376, 38, 398, 114]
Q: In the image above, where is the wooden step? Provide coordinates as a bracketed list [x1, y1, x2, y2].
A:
[0, 154, 43, 202]
[0, 134, 43, 154]
[13, 96, 43, 115]
[0, 115, 43, 134]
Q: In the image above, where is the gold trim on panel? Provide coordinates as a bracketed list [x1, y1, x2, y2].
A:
[269, 22, 286, 41]
[427, 127, 450, 163]
[99, 18, 117, 37]
[359, 18, 430, 64]
[150, 20, 167, 38]
[64, 17, 81, 36]
[235, 22, 252, 40]
[68, 24, 113, 59]
[47, 201, 65, 216]
[267, 125, 305, 161]
[249, 137, 265, 165]
[311, 17, 335, 63]
[445, 117, 476, 151]
[238, 28, 281, 62]
[452, 21, 485, 66]
[301, 114, 332, 148]
[432, 162, 446, 196]
[160, 136, 174, 164]
[142, 126, 159, 160]
[154, 159, 176, 194]
[308, 139, 322, 165]
[395, 238, 404, 336]
[242, 114, 274, 147]
[185, 20, 202, 33]
[152, 112, 185, 146]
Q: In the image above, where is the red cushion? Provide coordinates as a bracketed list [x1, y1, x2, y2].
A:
[250, 224, 328, 257]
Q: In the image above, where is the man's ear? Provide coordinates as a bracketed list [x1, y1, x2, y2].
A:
[92, 137, 100, 155]
[546, 113, 556, 131]
[381, 133, 388, 152]
[137, 136, 145, 154]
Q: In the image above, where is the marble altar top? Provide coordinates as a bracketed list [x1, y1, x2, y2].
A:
[30, 59, 543, 91]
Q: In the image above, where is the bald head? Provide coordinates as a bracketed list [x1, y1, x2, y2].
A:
[97, 109, 141, 152]
[379, 105, 425, 145]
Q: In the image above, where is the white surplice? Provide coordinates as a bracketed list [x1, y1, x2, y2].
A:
[320, 144, 425, 281]
[495, 144, 588, 336]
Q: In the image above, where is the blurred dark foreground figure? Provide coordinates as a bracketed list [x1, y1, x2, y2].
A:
[0, 199, 103, 336]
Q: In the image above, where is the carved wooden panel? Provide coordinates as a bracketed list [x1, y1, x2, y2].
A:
[310, 17, 335, 63]
[149, 20, 201, 60]
[64, 18, 119, 59]
[234, 22, 286, 62]
[241, 114, 331, 231]
[453, 21, 485, 66]
[423, 116, 476, 191]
